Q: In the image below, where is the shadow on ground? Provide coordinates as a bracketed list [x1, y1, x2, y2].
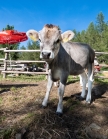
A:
[0, 84, 38, 94]
[21, 84, 108, 139]
[64, 84, 108, 103]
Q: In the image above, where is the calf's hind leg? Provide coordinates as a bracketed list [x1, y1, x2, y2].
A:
[86, 63, 94, 103]
[80, 72, 88, 99]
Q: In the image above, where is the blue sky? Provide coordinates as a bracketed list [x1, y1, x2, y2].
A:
[0, 0, 108, 47]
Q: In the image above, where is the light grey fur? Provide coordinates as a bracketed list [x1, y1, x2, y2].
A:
[27, 24, 95, 114]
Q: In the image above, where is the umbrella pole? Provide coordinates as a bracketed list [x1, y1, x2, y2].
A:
[3, 43, 10, 78]
[3, 47, 8, 78]
[8, 44, 12, 69]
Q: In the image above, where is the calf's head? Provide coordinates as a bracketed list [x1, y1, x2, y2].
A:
[26, 24, 74, 62]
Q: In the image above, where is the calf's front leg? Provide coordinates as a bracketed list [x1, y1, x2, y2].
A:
[56, 75, 67, 115]
[42, 73, 53, 107]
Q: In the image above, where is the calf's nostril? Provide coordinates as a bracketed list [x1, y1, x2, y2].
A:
[47, 52, 51, 57]
[42, 52, 51, 59]
[42, 52, 44, 56]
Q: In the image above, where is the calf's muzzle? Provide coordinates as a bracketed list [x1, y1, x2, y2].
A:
[42, 52, 51, 59]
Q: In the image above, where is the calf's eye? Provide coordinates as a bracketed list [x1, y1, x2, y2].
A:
[54, 39, 60, 45]
[39, 39, 41, 42]
[56, 39, 60, 43]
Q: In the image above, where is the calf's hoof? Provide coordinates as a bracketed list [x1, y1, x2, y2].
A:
[75, 95, 85, 101]
[56, 112, 63, 117]
[41, 105, 47, 109]
[86, 99, 91, 104]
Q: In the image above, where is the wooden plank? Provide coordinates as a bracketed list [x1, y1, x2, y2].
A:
[95, 52, 108, 55]
[38, 67, 46, 71]
[4, 60, 46, 63]
[0, 68, 25, 71]
[0, 48, 6, 51]
[3, 51, 8, 78]
[3, 50, 108, 54]
[0, 68, 4, 71]
[94, 75, 108, 79]
[1, 71, 49, 75]
[99, 64, 108, 67]
[4, 50, 40, 52]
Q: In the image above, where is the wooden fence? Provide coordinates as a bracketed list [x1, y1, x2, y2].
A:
[0, 48, 108, 79]
[0, 48, 48, 78]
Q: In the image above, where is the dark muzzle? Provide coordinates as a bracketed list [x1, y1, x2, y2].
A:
[42, 52, 51, 59]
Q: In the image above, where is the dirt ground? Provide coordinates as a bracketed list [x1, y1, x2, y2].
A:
[0, 77, 108, 139]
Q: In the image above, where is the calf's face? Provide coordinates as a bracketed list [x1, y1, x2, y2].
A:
[39, 25, 61, 61]
[26, 24, 74, 62]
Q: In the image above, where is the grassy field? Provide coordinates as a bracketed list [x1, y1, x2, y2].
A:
[0, 74, 46, 82]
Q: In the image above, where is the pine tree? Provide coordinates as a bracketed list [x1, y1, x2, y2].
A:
[72, 12, 108, 63]
[96, 12, 105, 35]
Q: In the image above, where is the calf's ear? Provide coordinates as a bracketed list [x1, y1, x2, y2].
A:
[26, 30, 39, 41]
[61, 30, 75, 42]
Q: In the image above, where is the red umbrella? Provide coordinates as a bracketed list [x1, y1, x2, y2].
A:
[0, 30, 28, 44]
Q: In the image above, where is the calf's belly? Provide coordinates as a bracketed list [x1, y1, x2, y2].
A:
[51, 69, 61, 82]
[70, 69, 84, 75]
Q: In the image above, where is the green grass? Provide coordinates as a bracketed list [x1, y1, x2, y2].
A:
[64, 99, 81, 112]
[1, 73, 107, 84]
[0, 74, 46, 83]
[0, 129, 14, 139]
[20, 112, 36, 126]
[94, 78, 108, 84]
[100, 66, 108, 71]
[10, 87, 17, 93]
[25, 112, 35, 119]
[67, 75, 79, 83]
[0, 74, 80, 84]
[0, 97, 3, 104]
[0, 116, 6, 122]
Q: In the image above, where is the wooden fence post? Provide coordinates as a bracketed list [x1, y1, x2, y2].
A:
[3, 47, 8, 78]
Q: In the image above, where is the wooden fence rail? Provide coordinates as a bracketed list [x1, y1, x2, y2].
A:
[4, 50, 40, 52]
[0, 59, 5, 61]
[0, 48, 47, 78]
[2, 60, 46, 63]
[3, 49, 108, 54]
[0, 48, 6, 51]
[95, 52, 108, 55]
[0, 48, 108, 79]
[2, 71, 48, 75]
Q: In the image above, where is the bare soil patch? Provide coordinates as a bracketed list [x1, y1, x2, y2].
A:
[0, 77, 108, 139]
